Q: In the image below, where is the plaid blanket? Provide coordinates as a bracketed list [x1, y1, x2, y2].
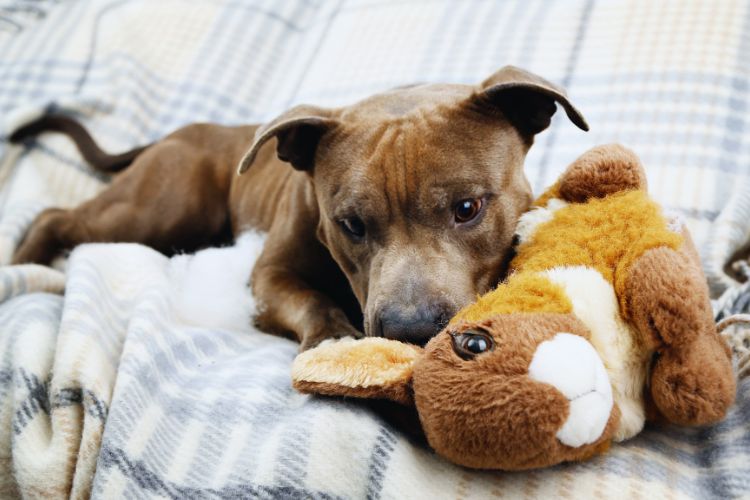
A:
[1, 0, 750, 498]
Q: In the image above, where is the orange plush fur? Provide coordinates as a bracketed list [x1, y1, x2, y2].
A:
[510, 189, 683, 318]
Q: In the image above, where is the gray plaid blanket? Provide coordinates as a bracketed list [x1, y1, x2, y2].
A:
[2, 0, 750, 498]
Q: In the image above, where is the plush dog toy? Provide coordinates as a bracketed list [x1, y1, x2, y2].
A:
[291, 144, 736, 470]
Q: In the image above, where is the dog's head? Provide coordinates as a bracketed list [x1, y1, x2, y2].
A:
[239, 66, 588, 344]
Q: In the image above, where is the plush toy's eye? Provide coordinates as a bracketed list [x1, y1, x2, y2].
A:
[454, 198, 483, 224]
[451, 328, 495, 360]
[339, 217, 366, 240]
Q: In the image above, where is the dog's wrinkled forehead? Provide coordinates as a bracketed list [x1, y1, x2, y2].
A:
[338, 83, 474, 121]
[316, 100, 521, 231]
[318, 83, 522, 198]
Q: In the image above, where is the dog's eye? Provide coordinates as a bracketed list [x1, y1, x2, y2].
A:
[451, 328, 494, 360]
[454, 198, 483, 224]
[339, 217, 366, 240]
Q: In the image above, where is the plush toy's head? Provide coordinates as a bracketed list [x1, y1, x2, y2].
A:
[293, 314, 619, 470]
[413, 314, 620, 469]
[293, 144, 735, 471]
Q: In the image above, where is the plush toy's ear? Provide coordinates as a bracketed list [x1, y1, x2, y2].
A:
[291, 337, 422, 405]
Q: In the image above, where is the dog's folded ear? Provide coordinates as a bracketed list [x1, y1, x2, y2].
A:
[470, 65, 589, 138]
[291, 337, 422, 405]
[238, 104, 338, 174]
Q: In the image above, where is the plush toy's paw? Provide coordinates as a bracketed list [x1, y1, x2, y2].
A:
[529, 333, 614, 447]
[649, 334, 736, 426]
[558, 144, 647, 203]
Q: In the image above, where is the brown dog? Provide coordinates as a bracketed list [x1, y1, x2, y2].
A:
[11, 66, 588, 349]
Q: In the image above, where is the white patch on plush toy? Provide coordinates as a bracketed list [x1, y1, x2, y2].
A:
[544, 266, 650, 441]
[662, 209, 685, 234]
[514, 198, 568, 246]
[528, 333, 613, 448]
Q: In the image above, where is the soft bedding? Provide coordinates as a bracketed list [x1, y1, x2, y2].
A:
[1, 0, 750, 498]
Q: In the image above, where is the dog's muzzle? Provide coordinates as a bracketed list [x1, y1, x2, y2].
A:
[377, 301, 456, 345]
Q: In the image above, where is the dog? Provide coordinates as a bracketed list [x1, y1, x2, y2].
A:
[10, 66, 588, 349]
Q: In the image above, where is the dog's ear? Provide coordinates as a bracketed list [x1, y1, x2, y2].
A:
[469, 65, 589, 138]
[238, 104, 338, 174]
[291, 337, 422, 405]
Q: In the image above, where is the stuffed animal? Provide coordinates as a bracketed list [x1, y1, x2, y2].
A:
[291, 144, 736, 471]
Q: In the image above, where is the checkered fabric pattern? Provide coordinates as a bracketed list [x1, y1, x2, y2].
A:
[1, 0, 750, 498]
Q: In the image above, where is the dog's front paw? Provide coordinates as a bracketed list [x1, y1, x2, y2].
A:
[299, 328, 364, 352]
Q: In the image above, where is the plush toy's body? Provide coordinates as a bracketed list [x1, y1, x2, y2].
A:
[448, 173, 684, 447]
[292, 145, 736, 471]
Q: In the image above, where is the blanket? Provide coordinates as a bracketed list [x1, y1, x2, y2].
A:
[2, 0, 750, 498]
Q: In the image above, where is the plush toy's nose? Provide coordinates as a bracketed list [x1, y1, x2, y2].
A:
[528, 333, 614, 448]
[377, 302, 455, 345]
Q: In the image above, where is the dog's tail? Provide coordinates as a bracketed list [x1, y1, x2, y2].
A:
[9, 114, 149, 173]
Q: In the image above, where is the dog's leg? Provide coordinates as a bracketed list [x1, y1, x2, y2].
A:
[624, 238, 736, 425]
[249, 184, 363, 350]
[12, 208, 86, 264]
[13, 139, 232, 265]
[253, 261, 362, 350]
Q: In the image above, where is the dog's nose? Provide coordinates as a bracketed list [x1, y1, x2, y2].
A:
[378, 302, 455, 345]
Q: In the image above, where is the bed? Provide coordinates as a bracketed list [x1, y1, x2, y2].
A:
[1, 1, 750, 498]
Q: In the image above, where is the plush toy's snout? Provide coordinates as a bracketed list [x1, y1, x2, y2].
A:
[528, 333, 614, 448]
